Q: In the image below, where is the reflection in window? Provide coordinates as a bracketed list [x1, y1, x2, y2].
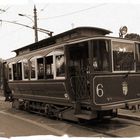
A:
[56, 54, 65, 77]
[92, 40, 110, 71]
[37, 58, 44, 79]
[112, 41, 134, 71]
[8, 63, 12, 80]
[23, 59, 29, 79]
[45, 56, 53, 79]
[30, 58, 36, 79]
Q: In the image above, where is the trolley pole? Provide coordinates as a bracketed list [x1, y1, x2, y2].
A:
[34, 5, 38, 42]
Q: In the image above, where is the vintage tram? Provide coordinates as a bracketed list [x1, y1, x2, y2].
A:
[3, 27, 140, 121]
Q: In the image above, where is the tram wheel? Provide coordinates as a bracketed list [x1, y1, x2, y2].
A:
[24, 101, 30, 112]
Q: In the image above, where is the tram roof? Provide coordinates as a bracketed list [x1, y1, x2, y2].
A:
[12, 26, 112, 56]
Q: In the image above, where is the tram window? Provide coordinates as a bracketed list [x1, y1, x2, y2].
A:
[12, 64, 16, 80]
[136, 43, 140, 71]
[13, 62, 22, 80]
[37, 57, 44, 79]
[45, 56, 53, 79]
[69, 41, 89, 76]
[112, 41, 134, 71]
[56, 54, 65, 77]
[8, 63, 12, 80]
[17, 62, 22, 80]
[30, 58, 36, 79]
[23, 59, 29, 80]
[92, 40, 110, 71]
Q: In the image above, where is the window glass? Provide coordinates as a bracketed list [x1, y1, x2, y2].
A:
[8, 63, 12, 80]
[112, 41, 135, 71]
[23, 59, 29, 79]
[17, 62, 22, 80]
[56, 54, 65, 77]
[30, 58, 36, 79]
[45, 56, 53, 79]
[92, 40, 110, 71]
[68, 41, 89, 76]
[37, 57, 44, 79]
[12, 62, 22, 80]
[12, 63, 16, 80]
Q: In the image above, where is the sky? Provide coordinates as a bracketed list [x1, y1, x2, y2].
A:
[0, 0, 140, 59]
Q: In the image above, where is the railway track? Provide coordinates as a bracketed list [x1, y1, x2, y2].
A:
[62, 114, 140, 137]
[77, 120, 121, 137]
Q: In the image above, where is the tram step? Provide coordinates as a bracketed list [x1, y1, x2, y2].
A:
[75, 113, 97, 120]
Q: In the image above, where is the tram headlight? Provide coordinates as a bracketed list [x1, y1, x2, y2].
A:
[64, 93, 69, 100]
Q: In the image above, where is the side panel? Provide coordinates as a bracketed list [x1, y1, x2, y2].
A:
[9, 80, 68, 103]
[93, 74, 140, 105]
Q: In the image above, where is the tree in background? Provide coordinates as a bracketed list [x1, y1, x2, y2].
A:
[125, 33, 140, 41]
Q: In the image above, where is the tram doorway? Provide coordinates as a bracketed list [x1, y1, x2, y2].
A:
[68, 41, 90, 101]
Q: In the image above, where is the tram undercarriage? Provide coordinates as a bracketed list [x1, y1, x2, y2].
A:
[11, 98, 118, 122]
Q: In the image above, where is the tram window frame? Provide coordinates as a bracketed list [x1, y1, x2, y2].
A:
[68, 41, 89, 77]
[22, 59, 29, 80]
[17, 61, 22, 80]
[55, 49, 65, 79]
[55, 54, 65, 78]
[37, 57, 44, 80]
[45, 48, 65, 80]
[92, 39, 110, 72]
[30, 57, 37, 80]
[112, 41, 135, 72]
[45, 54, 54, 79]
[8, 63, 13, 81]
[12, 61, 23, 80]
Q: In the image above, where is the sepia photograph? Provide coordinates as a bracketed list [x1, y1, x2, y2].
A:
[0, 0, 140, 139]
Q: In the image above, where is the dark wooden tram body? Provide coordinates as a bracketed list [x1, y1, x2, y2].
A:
[4, 27, 140, 121]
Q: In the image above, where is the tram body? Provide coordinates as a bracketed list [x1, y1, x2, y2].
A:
[4, 27, 140, 121]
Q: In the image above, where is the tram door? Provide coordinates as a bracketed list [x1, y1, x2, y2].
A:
[68, 41, 90, 101]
